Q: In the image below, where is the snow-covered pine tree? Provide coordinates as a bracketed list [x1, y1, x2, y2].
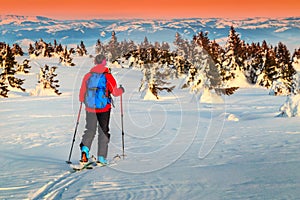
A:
[0, 80, 9, 97]
[220, 26, 247, 86]
[174, 32, 186, 58]
[28, 43, 35, 56]
[76, 45, 84, 56]
[54, 41, 64, 57]
[29, 39, 65, 58]
[80, 41, 87, 55]
[141, 36, 151, 49]
[292, 48, 300, 93]
[31, 65, 61, 96]
[75, 41, 87, 56]
[269, 42, 297, 95]
[141, 61, 175, 100]
[0, 44, 26, 97]
[16, 59, 31, 74]
[11, 43, 24, 56]
[137, 46, 176, 99]
[244, 42, 264, 84]
[95, 39, 105, 55]
[173, 55, 191, 79]
[174, 33, 193, 61]
[292, 48, 300, 65]
[59, 46, 75, 66]
[292, 48, 300, 73]
[257, 43, 277, 89]
[122, 40, 138, 67]
[127, 40, 137, 53]
[186, 31, 236, 96]
[36, 39, 47, 57]
[106, 31, 120, 62]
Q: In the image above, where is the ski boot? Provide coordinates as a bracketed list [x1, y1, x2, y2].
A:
[80, 146, 90, 163]
[97, 156, 108, 166]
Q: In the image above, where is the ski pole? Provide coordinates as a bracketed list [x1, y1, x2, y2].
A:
[120, 86, 125, 159]
[66, 102, 83, 164]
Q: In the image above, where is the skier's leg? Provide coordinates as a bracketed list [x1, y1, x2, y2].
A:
[97, 110, 111, 159]
[80, 111, 98, 154]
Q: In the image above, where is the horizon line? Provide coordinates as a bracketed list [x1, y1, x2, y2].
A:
[1, 14, 300, 21]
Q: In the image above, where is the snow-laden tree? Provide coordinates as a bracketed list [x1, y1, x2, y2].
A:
[140, 61, 175, 100]
[95, 39, 105, 55]
[219, 26, 247, 87]
[244, 42, 264, 84]
[80, 41, 87, 55]
[0, 44, 26, 97]
[59, 47, 75, 66]
[11, 43, 24, 56]
[106, 31, 121, 62]
[256, 42, 277, 88]
[184, 31, 238, 97]
[31, 65, 61, 96]
[28, 43, 35, 55]
[269, 42, 297, 95]
[174, 32, 190, 59]
[135, 46, 176, 99]
[16, 59, 31, 74]
[140, 36, 151, 49]
[76, 41, 88, 56]
[292, 48, 300, 93]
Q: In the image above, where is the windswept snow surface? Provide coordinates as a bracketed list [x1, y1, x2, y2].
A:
[1, 56, 300, 199]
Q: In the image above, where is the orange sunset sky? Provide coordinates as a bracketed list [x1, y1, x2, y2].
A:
[0, 0, 299, 20]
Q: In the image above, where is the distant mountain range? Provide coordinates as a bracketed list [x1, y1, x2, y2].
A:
[1, 15, 300, 52]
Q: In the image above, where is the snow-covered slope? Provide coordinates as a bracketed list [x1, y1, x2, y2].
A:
[1, 56, 300, 199]
[1, 15, 300, 51]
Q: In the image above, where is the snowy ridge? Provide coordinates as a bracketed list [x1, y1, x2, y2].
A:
[1, 15, 300, 50]
[0, 15, 41, 25]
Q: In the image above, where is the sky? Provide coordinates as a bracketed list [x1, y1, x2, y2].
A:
[0, 0, 299, 20]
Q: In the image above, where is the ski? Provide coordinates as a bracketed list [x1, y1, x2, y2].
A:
[69, 155, 97, 172]
[70, 161, 96, 172]
[69, 154, 122, 172]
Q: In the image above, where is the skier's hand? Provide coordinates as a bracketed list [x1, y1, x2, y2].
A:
[119, 85, 125, 93]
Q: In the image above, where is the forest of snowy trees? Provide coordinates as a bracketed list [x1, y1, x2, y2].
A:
[0, 40, 88, 97]
[1, 26, 300, 99]
[95, 26, 300, 99]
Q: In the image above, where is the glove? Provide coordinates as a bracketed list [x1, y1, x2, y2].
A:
[119, 85, 125, 93]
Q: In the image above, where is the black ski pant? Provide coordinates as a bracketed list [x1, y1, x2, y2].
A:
[81, 110, 111, 158]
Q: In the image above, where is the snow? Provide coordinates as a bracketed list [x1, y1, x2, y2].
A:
[280, 94, 300, 117]
[143, 88, 159, 100]
[1, 56, 300, 199]
[227, 113, 239, 121]
[200, 88, 224, 104]
[0, 15, 40, 25]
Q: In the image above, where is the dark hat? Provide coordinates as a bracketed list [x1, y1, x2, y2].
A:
[95, 54, 106, 64]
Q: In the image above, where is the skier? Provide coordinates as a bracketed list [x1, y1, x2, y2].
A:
[79, 54, 124, 165]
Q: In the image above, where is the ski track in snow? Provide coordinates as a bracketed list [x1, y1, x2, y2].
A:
[30, 171, 83, 200]
[1, 57, 300, 199]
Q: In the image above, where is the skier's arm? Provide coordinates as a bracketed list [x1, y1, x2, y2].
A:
[106, 73, 124, 97]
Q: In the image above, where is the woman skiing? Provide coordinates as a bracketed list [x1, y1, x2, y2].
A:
[79, 54, 124, 164]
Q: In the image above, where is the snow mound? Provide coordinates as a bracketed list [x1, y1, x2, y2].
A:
[279, 94, 300, 117]
[30, 84, 58, 96]
[292, 58, 300, 72]
[200, 88, 224, 104]
[143, 88, 158, 100]
[227, 69, 252, 88]
[227, 113, 239, 121]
